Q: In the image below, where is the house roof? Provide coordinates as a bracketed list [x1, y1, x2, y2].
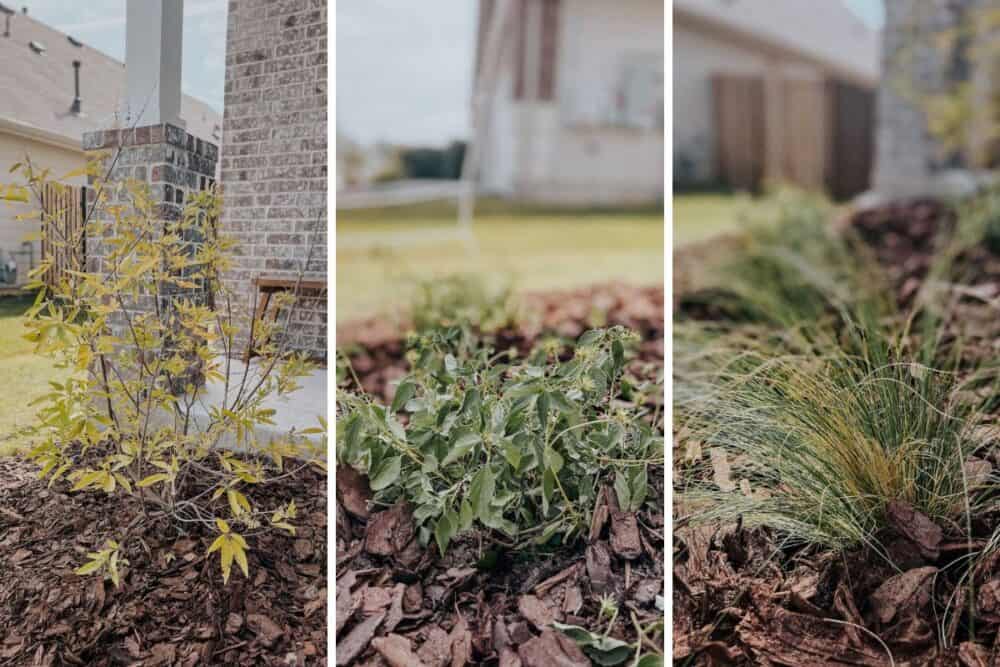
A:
[674, 0, 880, 85]
[0, 7, 221, 151]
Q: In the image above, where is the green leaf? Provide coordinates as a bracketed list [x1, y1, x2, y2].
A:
[469, 466, 496, 521]
[421, 453, 439, 474]
[629, 466, 648, 511]
[636, 656, 664, 667]
[390, 381, 416, 414]
[614, 470, 631, 513]
[542, 469, 555, 516]
[434, 512, 455, 555]
[459, 499, 474, 531]
[612, 339, 625, 371]
[552, 622, 634, 666]
[370, 455, 402, 491]
[441, 430, 481, 466]
[578, 329, 602, 345]
[460, 388, 481, 419]
[536, 392, 550, 433]
[502, 439, 522, 470]
[386, 417, 406, 441]
[544, 446, 564, 474]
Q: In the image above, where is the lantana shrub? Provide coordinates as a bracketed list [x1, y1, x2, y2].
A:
[8, 155, 325, 585]
[337, 325, 663, 555]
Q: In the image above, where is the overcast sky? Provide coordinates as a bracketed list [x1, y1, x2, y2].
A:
[22, 0, 227, 113]
[336, 1, 478, 148]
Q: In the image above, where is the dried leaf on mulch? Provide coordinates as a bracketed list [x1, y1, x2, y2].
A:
[364, 502, 415, 556]
[517, 629, 590, 667]
[868, 566, 937, 626]
[337, 464, 372, 520]
[372, 633, 427, 667]
[610, 510, 642, 560]
[885, 501, 943, 562]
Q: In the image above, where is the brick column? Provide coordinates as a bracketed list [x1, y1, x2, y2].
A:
[81, 123, 219, 333]
[220, 0, 328, 361]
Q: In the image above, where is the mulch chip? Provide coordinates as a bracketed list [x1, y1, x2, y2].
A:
[0, 457, 326, 666]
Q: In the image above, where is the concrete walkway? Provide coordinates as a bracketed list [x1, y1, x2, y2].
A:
[166, 358, 327, 451]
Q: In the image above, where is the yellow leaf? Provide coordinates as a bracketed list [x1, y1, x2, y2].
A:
[71, 470, 103, 491]
[207, 534, 226, 555]
[232, 542, 249, 579]
[220, 540, 234, 584]
[137, 473, 169, 488]
[215, 518, 230, 534]
[113, 473, 133, 494]
[272, 521, 296, 535]
[74, 558, 104, 576]
[227, 489, 242, 517]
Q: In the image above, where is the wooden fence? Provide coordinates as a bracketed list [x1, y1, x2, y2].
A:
[39, 182, 87, 293]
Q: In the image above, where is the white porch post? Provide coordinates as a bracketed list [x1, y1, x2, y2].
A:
[124, 0, 185, 128]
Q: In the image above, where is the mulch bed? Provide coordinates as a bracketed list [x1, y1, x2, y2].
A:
[846, 198, 957, 309]
[338, 282, 664, 405]
[335, 282, 666, 665]
[0, 457, 327, 666]
[674, 496, 1000, 665]
[335, 468, 665, 666]
[846, 198, 1000, 362]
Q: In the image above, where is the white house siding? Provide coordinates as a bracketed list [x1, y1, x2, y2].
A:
[481, 67, 517, 194]
[540, 0, 664, 204]
[0, 133, 86, 286]
[479, 0, 664, 205]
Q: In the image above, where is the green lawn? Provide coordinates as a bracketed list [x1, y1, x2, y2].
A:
[337, 199, 664, 321]
[0, 295, 68, 455]
[672, 192, 763, 247]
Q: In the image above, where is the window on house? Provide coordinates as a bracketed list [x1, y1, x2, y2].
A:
[613, 52, 664, 130]
[560, 51, 664, 130]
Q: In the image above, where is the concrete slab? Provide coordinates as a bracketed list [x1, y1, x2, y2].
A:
[167, 357, 327, 451]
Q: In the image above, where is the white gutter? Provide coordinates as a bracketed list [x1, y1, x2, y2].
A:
[0, 115, 83, 153]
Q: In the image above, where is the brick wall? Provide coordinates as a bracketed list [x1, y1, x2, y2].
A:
[220, 0, 327, 361]
[83, 123, 219, 326]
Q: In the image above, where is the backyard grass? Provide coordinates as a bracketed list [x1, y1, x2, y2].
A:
[337, 198, 664, 321]
[672, 192, 766, 247]
[0, 295, 68, 455]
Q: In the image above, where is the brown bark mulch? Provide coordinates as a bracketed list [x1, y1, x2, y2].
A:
[335, 467, 665, 666]
[337, 282, 664, 406]
[674, 499, 1000, 666]
[847, 198, 1000, 364]
[0, 457, 327, 666]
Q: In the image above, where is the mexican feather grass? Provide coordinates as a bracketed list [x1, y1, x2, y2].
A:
[676, 313, 999, 557]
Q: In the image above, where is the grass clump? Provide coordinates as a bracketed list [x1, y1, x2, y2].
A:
[675, 314, 997, 555]
[680, 188, 892, 328]
[410, 274, 519, 334]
